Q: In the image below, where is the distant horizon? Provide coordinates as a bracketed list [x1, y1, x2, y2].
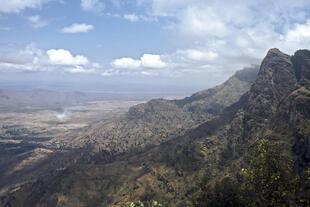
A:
[0, 64, 261, 98]
[1, 0, 310, 92]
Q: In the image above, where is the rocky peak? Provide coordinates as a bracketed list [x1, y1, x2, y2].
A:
[265, 48, 288, 57]
[291, 49, 310, 86]
[258, 48, 296, 91]
[246, 49, 297, 118]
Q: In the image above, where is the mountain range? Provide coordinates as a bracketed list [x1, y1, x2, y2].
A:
[0, 48, 309, 207]
[63, 66, 258, 151]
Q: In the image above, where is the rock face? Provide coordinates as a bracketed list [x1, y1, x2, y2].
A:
[224, 48, 310, 168]
[67, 66, 258, 152]
[1, 49, 310, 207]
[247, 49, 296, 121]
[292, 49, 310, 85]
[279, 50, 310, 167]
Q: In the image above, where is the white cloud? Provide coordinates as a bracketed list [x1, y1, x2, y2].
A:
[124, 14, 139, 22]
[135, 0, 310, 81]
[61, 23, 94, 33]
[47, 49, 89, 65]
[140, 54, 166, 68]
[111, 57, 141, 69]
[0, 43, 46, 72]
[3, 0, 310, 85]
[111, 54, 166, 70]
[0, 44, 100, 74]
[27, 15, 48, 28]
[123, 14, 157, 22]
[178, 7, 228, 38]
[81, 0, 104, 14]
[0, 0, 52, 13]
[20, 43, 44, 59]
[285, 20, 310, 42]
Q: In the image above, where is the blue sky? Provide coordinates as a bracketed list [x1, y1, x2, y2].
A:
[1, 0, 310, 93]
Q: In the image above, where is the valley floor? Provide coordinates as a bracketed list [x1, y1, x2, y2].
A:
[0, 99, 143, 196]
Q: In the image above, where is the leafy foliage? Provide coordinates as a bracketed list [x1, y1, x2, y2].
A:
[194, 177, 246, 207]
[297, 167, 310, 206]
[243, 139, 299, 207]
[194, 139, 301, 207]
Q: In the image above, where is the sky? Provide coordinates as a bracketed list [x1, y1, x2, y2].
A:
[1, 0, 310, 93]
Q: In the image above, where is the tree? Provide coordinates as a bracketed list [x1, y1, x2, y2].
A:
[297, 167, 310, 206]
[243, 139, 299, 207]
[194, 177, 246, 207]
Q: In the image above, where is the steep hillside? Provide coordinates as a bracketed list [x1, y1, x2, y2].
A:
[0, 66, 258, 206]
[65, 66, 258, 152]
[2, 48, 310, 207]
[53, 49, 308, 206]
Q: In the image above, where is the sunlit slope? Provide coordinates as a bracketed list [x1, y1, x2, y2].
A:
[5, 49, 310, 206]
[67, 66, 258, 152]
[43, 49, 310, 206]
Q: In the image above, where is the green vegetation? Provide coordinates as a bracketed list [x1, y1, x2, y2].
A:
[122, 200, 163, 207]
[298, 167, 310, 206]
[194, 177, 246, 207]
[0, 125, 31, 137]
[2, 50, 310, 207]
[291, 87, 310, 99]
[194, 139, 300, 207]
[80, 67, 258, 154]
[298, 87, 310, 95]
[243, 139, 299, 206]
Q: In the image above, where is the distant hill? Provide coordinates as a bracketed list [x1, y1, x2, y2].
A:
[64, 66, 259, 151]
[0, 89, 89, 111]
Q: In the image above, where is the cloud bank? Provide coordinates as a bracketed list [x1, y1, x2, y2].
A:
[111, 54, 166, 70]
[0, 0, 52, 13]
[2, 0, 310, 87]
[105, 0, 310, 80]
[0, 44, 99, 74]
